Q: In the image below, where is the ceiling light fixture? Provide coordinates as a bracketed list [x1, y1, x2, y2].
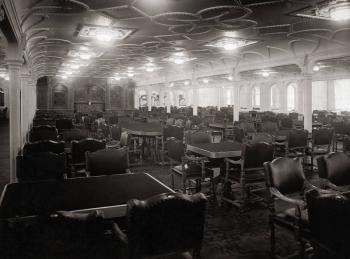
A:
[228, 75, 233, 81]
[184, 81, 190, 86]
[298, 0, 350, 21]
[164, 52, 196, 65]
[329, 0, 350, 21]
[261, 71, 270, 77]
[127, 72, 134, 77]
[313, 65, 320, 71]
[78, 25, 136, 41]
[206, 37, 257, 51]
[4, 76, 9, 81]
[203, 79, 209, 84]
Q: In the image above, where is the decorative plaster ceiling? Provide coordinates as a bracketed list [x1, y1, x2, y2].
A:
[8, 0, 350, 86]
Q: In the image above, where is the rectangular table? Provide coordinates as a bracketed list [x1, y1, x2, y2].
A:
[186, 141, 242, 159]
[0, 173, 174, 220]
[118, 122, 162, 137]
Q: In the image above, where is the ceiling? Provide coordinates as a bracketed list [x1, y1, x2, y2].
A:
[7, 0, 350, 86]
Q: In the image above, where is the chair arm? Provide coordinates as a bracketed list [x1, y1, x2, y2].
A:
[225, 157, 241, 165]
[270, 187, 306, 209]
[304, 180, 335, 194]
[323, 180, 348, 192]
[111, 222, 128, 245]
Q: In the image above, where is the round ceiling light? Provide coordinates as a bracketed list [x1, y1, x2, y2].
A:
[313, 65, 320, 71]
[329, 1, 350, 21]
[261, 71, 270, 77]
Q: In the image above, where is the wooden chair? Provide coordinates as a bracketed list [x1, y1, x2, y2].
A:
[224, 142, 274, 207]
[23, 140, 65, 155]
[111, 192, 207, 259]
[29, 125, 58, 142]
[17, 152, 67, 182]
[86, 147, 130, 176]
[264, 157, 328, 259]
[70, 138, 106, 174]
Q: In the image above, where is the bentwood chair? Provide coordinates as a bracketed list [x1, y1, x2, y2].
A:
[70, 138, 106, 174]
[306, 189, 350, 259]
[111, 192, 207, 259]
[224, 142, 274, 207]
[23, 140, 65, 155]
[86, 147, 130, 176]
[264, 157, 329, 259]
[285, 129, 309, 159]
[317, 152, 350, 191]
[17, 152, 67, 182]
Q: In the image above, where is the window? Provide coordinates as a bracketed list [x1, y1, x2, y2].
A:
[252, 86, 260, 107]
[312, 81, 327, 111]
[287, 83, 296, 111]
[270, 85, 280, 109]
[335, 79, 350, 111]
[226, 88, 233, 106]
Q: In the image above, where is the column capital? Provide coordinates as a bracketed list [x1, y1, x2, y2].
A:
[6, 58, 23, 68]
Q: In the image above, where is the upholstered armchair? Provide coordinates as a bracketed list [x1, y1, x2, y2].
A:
[86, 147, 131, 176]
[17, 152, 67, 182]
[264, 157, 330, 259]
[29, 125, 58, 142]
[317, 152, 350, 191]
[305, 189, 350, 258]
[23, 140, 65, 155]
[70, 138, 106, 175]
[111, 192, 207, 259]
[224, 142, 274, 207]
[168, 137, 210, 194]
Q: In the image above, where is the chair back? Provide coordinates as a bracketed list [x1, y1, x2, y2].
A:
[264, 157, 305, 194]
[29, 125, 58, 142]
[71, 138, 106, 164]
[287, 129, 308, 149]
[280, 117, 293, 129]
[233, 126, 244, 143]
[62, 129, 89, 142]
[86, 147, 128, 176]
[126, 193, 207, 258]
[242, 142, 274, 169]
[317, 152, 350, 186]
[249, 133, 273, 144]
[55, 119, 73, 131]
[167, 137, 185, 164]
[164, 125, 184, 141]
[239, 122, 256, 134]
[111, 125, 122, 141]
[313, 128, 334, 146]
[23, 140, 65, 155]
[17, 152, 66, 182]
[187, 131, 212, 145]
[260, 121, 278, 133]
[306, 189, 350, 252]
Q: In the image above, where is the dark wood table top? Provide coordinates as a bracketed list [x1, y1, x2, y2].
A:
[186, 141, 242, 159]
[118, 122, 162, 136]
[0, 173, 173, 220]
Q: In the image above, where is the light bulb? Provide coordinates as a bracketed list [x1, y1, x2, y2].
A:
[228, 76, 233, 81]
[313, 65, 320, 71]
[80, 53, 91, 60]
[184, 81, 189, 86]
[128, 73, 134, 77]
[203, 79, 209, 84]
[261, 71, 270, 77]
[4, 76, 9, 81]
[223, 43, 238, 50]
[146, 67, 154, 72]
[174, 58, 185, 64]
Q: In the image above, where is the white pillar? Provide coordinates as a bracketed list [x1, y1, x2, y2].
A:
[6, 44, 23, 182]
[147, 88, 152, 112]
[327, 80, 335, 111]
[217, 87, 222, 110]
[233, 71, 241, 122]
[302, 73, 313, 131]
[105, 79, 112, 111]
[280, 82, 288, 113]
[297, 80, 304, 114]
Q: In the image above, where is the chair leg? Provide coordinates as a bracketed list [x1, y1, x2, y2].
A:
[270, 218, 276, 259]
